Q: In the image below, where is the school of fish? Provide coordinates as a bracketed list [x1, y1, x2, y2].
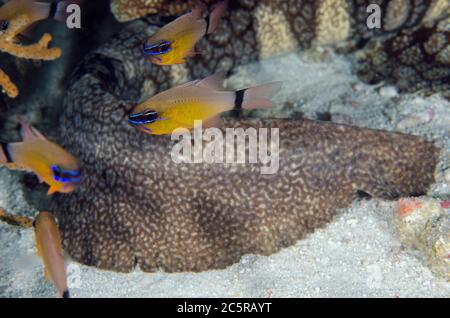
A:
[0, 0, 281, 297]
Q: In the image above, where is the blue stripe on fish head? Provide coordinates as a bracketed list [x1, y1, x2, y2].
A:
[128, 110, 159, 125]
[143, 41, 172, 55]
[52, 165, 82, 183]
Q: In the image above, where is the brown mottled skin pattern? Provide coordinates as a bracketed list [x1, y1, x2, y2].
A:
[53, 20, 439, 273]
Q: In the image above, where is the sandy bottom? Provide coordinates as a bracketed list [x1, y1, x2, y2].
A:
[0, 51, 449, 298]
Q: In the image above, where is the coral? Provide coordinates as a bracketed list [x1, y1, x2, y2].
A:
[0, 207, 33, 228]
[0, 13, 62, 98]
[355, 14, 450, 98]
[110, 0, 194, 22]
[109, 0, 450, 96]
[393, 197, 449, 281]
[0, 68, 18, 98]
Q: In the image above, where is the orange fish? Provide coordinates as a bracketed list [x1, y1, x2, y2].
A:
[129, 72, 282, 135]
[34, 211, 70, 298]
[0, 120, 81, 195]
[143, 1, 227, 65]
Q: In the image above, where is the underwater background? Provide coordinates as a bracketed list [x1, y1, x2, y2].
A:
[0, 0, 449, 297]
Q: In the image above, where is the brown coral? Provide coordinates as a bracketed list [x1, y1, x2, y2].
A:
[0, 207, 33, 228]
[0, 13, 62, 98]
[0, 67, 18, 98]
[110, 0, 194, 22]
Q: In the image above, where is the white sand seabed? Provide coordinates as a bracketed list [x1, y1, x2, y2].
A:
[0, 51, 449, 297]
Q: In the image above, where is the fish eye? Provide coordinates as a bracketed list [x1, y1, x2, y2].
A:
[128, 110, 159, 125]
[158, 42, 171, 53]
[0, 20, 8, 32]
[52, 165, 82, 183]
[143, 41, 172, 55]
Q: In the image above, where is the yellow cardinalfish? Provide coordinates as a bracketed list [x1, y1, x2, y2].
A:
[129, 72, 282, 135]
[143, 0, 228, 65]
[0, 120, 81, 195]
[0, 0, 78, 35]
[34, 211, 70, 298]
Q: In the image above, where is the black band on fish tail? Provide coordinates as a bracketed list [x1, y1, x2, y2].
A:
[205, 15, 211, 34]
[62, 290, 71, 298]
[49, 2, 58, 19]
[234, 89, 246, 110]
[1, 143, 13, 163]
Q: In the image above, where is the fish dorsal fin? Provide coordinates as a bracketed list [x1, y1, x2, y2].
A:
[30, 126, 48, 141]
[195, 71, 227, 91]
[163, 2, 205, 28]
[177, 71, 226, 91]
[175, 79, 201, 89]
[18, 119, 36, 141]
[175, 72, 227, 91]
[188, 3, 206, 20]
[18, 118, 48, 142]
[150, 3, 205, 42]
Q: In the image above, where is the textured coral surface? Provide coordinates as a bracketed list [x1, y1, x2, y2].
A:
[0, 13, 61, 98]
[110, 0, 450, 97]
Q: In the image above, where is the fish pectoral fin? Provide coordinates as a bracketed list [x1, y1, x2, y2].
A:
[173, 58, 187, 64]
[185, 51, 201, 58]
[47, 186, 58, 195]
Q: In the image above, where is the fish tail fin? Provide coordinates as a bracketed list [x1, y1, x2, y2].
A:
[51, 0, 80, 22]
[62, 289, 71, 298]
[205, 0, 227, 34]
[0, 142, 13, 164]
[236, 82, 282, 110]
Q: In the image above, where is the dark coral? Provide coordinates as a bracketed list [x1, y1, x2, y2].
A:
[110, 0, 450, 97]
